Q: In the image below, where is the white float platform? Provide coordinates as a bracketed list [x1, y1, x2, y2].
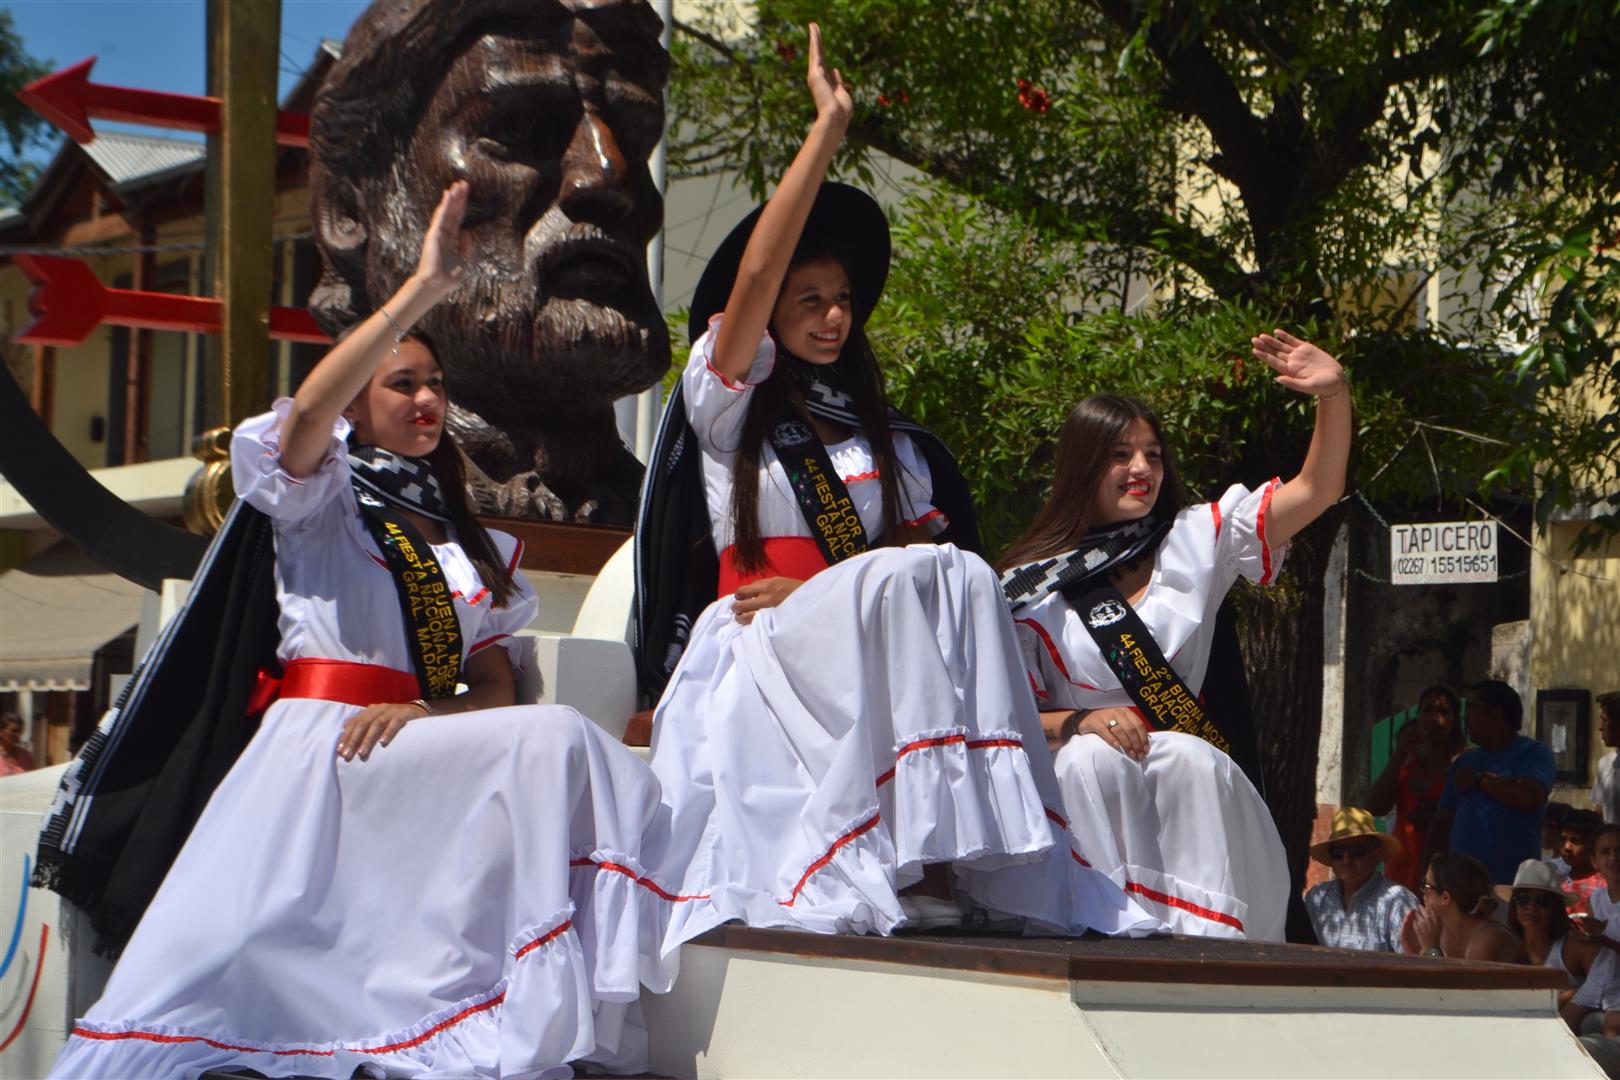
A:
[645, 926, 1600, 1078]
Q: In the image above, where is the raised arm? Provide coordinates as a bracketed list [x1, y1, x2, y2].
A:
[1250, 330, 1352, 547]
[278, 181, 470, 477]
[709, 23, 851, 384]
[1365, 723, 1419, 816]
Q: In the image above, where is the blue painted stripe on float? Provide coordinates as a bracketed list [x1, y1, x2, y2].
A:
[0, 854, 30, 982]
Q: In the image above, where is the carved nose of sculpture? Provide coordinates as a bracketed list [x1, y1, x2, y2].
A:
[558, 110, 633, 222]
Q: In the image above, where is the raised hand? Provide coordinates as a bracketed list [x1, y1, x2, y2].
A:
[414, 180, 472, 301]
[1400, 908, 1422, 954]
[1251, 329, 1346, 399]
[1412, 905, 1444, 952]
[806, 23, 852, 127]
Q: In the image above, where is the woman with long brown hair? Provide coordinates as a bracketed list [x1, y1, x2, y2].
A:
[1402, 852, 1523, 961]
[998, 332, 1351, 940]
[635, 25, 1153, 945]
[45, 182, 676, 1080]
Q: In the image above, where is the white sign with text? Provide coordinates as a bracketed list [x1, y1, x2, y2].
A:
[1390, 521, 1499, 585]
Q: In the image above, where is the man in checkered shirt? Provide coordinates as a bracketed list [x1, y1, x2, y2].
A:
[1304, 808, 1419, 951]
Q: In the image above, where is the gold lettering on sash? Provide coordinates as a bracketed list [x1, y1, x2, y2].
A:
[1112, 631, 1229, 754]
[797, 451, 865, 561]
[381, 519, 462, 698]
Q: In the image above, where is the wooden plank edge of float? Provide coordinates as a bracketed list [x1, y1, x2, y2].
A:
[476, 515, 630, 576]
[689, 926, 1567, 991]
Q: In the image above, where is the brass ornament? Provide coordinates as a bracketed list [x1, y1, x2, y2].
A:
[182, 426, 235, 537]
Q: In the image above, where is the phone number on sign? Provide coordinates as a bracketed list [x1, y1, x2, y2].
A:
[1394, 554, 1497, 576]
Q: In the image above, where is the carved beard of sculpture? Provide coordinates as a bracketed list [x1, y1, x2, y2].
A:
[311, 2, 672, 523]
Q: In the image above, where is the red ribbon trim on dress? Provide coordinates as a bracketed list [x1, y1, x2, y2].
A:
[511, 918, 574, 960]
[1123, 881, 1245, 932]
[1257, 478, 1279, 585]
[1013, 617, 1102, 692]
[69, 993, 504, 1059]
[68, 917, 578, 1058]
[874, 733, 1025, 787]
[568, 857, 711, 902]
[778, 814, 882, 907]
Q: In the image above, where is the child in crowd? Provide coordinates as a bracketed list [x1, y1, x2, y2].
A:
[1545, 801, 1574, 874]
[1565, 810, 1606, 908]
[1564, 824, 1620, 1036]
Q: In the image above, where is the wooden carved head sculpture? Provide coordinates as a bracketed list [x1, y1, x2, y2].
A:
[308, 0, 672, 523]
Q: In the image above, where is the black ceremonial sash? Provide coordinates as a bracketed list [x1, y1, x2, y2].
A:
[1064, 578, 1231, 755]
[766, 417, 868, 565]
[355, 494, 463, 699]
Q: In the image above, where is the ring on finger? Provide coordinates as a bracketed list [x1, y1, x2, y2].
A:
[1106, 718, 1119, 729]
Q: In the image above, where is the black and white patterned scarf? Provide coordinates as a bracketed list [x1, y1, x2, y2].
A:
[793, 362, 932, 443]
[999, 515, 1171, 611]
[348, 445, 451, 522]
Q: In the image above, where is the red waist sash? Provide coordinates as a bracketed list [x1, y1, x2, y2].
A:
[717, 537, 831, 598]
[278, 658, 420, 707]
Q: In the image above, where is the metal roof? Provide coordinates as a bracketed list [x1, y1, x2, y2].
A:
[81, 131, 206, 191]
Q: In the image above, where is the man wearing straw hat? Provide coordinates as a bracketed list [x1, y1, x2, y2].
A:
[1304, 807, 1419, 951]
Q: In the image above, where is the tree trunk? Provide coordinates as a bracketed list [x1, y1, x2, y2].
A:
[1232, 505, 1345, 890]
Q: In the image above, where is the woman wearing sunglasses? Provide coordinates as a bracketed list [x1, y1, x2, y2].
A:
[1402, 851, 1524, 962]
[1503, 859, 1594, 1007]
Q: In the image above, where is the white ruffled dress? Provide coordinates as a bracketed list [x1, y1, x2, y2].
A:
[647, 321, 1158, 949]
[1015, 484, 1291, 941]
[48, 403, 677, 1080]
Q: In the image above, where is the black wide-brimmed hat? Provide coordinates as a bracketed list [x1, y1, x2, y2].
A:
[686, 182, 891, 346]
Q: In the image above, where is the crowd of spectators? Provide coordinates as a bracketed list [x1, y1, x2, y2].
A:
[1314, 680, 1620, 1073]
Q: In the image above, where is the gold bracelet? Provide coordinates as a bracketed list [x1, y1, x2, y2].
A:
[407, 698, 433, 717]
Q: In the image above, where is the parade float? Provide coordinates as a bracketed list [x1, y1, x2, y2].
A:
[0, 1, 1601, 1076]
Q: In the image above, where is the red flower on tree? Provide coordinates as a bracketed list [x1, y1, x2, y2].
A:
[1016, 77, 1050, 114]
[776, 40, 797, 61]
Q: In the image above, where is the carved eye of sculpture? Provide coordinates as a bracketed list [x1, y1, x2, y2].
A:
[602, 86, 662, 161]
[477, 107, 571, 163]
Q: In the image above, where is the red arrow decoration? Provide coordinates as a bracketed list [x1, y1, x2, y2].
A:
[11, 255, 330, 346]
[17, 57, 311, 148]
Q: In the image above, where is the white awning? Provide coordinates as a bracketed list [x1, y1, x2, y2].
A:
[0, 543, 147, 691]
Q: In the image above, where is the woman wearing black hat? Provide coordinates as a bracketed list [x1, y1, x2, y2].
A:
[635, 25, 1153, 946]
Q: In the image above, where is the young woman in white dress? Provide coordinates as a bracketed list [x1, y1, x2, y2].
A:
[998, 334, 1350, 941]
[48, 182, 675, 1080]
[639, 25, 1155, 947]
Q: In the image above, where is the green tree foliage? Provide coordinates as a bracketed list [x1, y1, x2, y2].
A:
[0, 9, 52, 208]
[668, 0, 1619, 874]
[671, 0, 1616, 542]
